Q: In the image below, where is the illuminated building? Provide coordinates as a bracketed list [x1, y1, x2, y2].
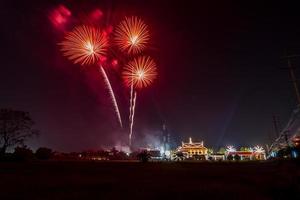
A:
[226, 151, 253, 160]
[176, 137, 208, 159]
[225, 146, 266, 160]
[210, 153, 225, 161]
[292, 135, 300, 147]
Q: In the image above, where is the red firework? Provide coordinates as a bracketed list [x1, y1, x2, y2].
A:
[114, 16, 149, 54]
[59, 25, 108, 66]
[123, 56, 157, 89]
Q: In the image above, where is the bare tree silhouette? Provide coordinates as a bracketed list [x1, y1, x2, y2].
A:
[0, 109, 38, 155]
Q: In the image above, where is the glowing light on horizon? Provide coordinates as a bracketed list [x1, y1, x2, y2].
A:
[253, 146, 264, 153]
[114, 16, 149, 54]
[59, 25, 107, 66]
[123, 56, 157, 89]
[226, 146, 236, 152]
[165, 150, 171, 157]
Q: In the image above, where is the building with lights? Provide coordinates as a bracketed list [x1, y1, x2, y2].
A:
[292, 135, 300, 148]
[225, 146, 266, 160]
[209, 153, 225, 161]
[226, 151, 254, 160]
[176, 137, 208, 160]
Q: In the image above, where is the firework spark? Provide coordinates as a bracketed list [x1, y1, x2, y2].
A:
[114, 16, 149, 54]
[60, 25, 107, 66]
[123, 56, 157, 89]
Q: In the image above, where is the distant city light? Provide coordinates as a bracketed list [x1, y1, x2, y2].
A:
[226, 146, 236, 152]
[270, 151, 276, 157]
[253, 145, 264, 153]
[165, 150, 171, 157]
[292, 150, 298, 158]
[160, 146, 165, 155]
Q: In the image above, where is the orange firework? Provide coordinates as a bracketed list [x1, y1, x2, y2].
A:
[114, 16, 149, 54]
[123, 56, 157, 89]
[59, 25, 123, 127]
[59, 25, 107, 65]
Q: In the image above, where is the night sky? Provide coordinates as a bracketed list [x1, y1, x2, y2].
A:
[1, 0, 300, 152]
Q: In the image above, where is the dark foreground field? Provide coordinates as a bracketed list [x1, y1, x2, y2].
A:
[0, 161, 299, 200]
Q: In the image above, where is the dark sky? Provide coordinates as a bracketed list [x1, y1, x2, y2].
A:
[1, 0, 300, 151]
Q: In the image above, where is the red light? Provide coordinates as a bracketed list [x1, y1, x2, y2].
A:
[90, 9, 103, 20]
[112, 59, 118, 66]
[58, 5, 71, 17]
[103, 26, 113, 37]
[49, 5, 71, 29]
[99, 56, 107, 64]
[106, 25, 113, 34]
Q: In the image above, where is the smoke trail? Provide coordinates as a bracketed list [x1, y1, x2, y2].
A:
[99, 65, 123, 128]
[129, 82, 134, 127]
[129, 91, 137, 146]
[128, 76, 134, 146]
[128, 85, 133, 145]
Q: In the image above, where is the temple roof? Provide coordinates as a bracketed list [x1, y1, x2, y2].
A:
[180, 137, 207, 149]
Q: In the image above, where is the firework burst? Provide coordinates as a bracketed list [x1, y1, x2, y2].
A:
[123, 56, 157, 89]
[60, 25, 108, 66]
[59, 25, 123, 128]
[114, 16, 149, 54]
[123, 56, 157, 146]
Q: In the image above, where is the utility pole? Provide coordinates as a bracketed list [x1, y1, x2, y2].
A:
[282, 54, 300, 105]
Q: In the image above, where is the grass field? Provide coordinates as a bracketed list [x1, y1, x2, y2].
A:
[0, 161, 299, 199]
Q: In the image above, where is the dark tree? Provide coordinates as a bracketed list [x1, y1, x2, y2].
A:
[234, 154, 241, 161]
[0, 109, 38, 155]
[227, 154, 233, 161]
[13, 146, 34, 161]
[115, 151, 128, 160]
[137, 150, 151, 163]
[36, 147, 53, 160]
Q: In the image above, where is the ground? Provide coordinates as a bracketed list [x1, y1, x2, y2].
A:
[0, 161, 299, 199]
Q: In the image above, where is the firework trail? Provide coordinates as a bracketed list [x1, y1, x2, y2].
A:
[59, 25, 123, 127]
[129, 90, 137, 146]
[123, 56, 157, 146]
[99, 65, 123, 128]
[128, 81, 133, 129]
